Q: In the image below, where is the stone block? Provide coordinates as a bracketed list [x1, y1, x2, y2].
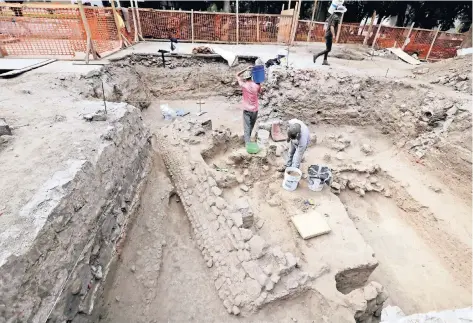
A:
[215, 197, 227, 210]
[248, 235, 268, 259]
[211, 186, 222, 197]
[211, 206, 221, 216]
[242, 213, 254, 229]
[242, 261, 268, 287]
[230, 213, 243, 228]
[240, 228, 253, 241]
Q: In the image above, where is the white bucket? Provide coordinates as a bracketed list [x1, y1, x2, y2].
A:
[282, 167, 302, 192]
[328, 0, 344, 14]
[308, 177, 324, 192]
[257, 129, 270, 147]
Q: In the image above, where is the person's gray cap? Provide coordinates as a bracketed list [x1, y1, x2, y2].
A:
[287, 123, 301, 140]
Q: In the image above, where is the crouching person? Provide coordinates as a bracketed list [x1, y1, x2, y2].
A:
[278, 119, 311, 172]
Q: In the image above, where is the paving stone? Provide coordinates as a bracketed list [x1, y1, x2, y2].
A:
[291, 211, 331, 240]
[242, 213, 254, 229]
[208, 176, 217, 187]
[272, 246, 286, 264]
[240, 228, 253, 241]
[211, 206, 221, 216]
[211, 186, 223, 197]
[232, 306, 240, 315]
[244, 277, 262, 301]
[364, 283, 378, 301]
[215, 197, 227, 210]
[231, 226, 242, 241]
[242, 261, 268, 286]
[230, 212, 243, 228]
[248, 235, 268, 259]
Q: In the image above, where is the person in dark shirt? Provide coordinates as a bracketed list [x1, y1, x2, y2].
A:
[313, 7, 345, 65]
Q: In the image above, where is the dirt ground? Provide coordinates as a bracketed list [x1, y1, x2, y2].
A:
[0, 42, 471, 323]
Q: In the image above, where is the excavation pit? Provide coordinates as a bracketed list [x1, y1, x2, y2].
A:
[0, 53, 471, 322]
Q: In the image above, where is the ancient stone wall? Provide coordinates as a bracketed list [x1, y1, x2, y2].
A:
[0, 104, 151, 323]
[155, 120, 316, 315]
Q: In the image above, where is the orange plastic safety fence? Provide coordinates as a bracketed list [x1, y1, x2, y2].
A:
[193, 12, 237, 43]
[429, 31, 464, 60]
[258, 15, 291, 43]
[139, 9, 191, 40]
[0, 5, 467, 61]
[337, 23, 366, 44]
[85, 7, 121, 56]
[403, 29, 436, 59]
[374, 26, 409, 49]
[0, 5, 85, 57]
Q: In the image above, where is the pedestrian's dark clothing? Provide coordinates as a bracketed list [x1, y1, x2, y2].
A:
[314, 14, 340, 62]
[325, 14, 340, 38]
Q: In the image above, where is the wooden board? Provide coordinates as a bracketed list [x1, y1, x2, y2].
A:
[387, 47, 421, 65]
[277, 8, 294, 43]
[0, 59, 55, 78]
[291, 211, 331, 240]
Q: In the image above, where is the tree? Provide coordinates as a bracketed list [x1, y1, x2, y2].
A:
[223, 0, 231, 12]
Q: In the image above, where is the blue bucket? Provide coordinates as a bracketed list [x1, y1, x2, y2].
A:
[252, 65, 265, 83]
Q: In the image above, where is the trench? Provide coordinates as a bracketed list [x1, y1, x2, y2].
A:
[76, 55, 471, 321]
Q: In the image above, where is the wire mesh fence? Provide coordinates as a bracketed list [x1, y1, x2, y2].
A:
[0, 3, 128, 58]
[0, 5, 85, 57]
[0, 4, 467, 61]
[139, 9, 191, 40]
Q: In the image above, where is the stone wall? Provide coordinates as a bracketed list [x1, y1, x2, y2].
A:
[155, 120, 316, 315]
[0, 104, 151, 323]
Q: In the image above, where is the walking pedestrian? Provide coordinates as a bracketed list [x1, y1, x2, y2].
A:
[313, 6, 346, 65]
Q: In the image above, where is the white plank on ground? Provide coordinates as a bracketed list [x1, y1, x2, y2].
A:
[291, 211, 331, 240]
[387, 47, 421, 65]
[0, 59, 56, 77]
[0, 58, 51, 70]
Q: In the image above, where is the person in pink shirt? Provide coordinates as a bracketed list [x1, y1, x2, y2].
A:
[236, 67, 262, 144]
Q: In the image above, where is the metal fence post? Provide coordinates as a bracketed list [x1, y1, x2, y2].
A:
[402, 22, 415, 50]
[426, 25, 441, 60]
[191, 9, 194, 43]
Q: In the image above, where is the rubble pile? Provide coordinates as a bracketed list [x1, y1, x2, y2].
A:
[329, 163, 390, 197]
[412, 55, 472, 94]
